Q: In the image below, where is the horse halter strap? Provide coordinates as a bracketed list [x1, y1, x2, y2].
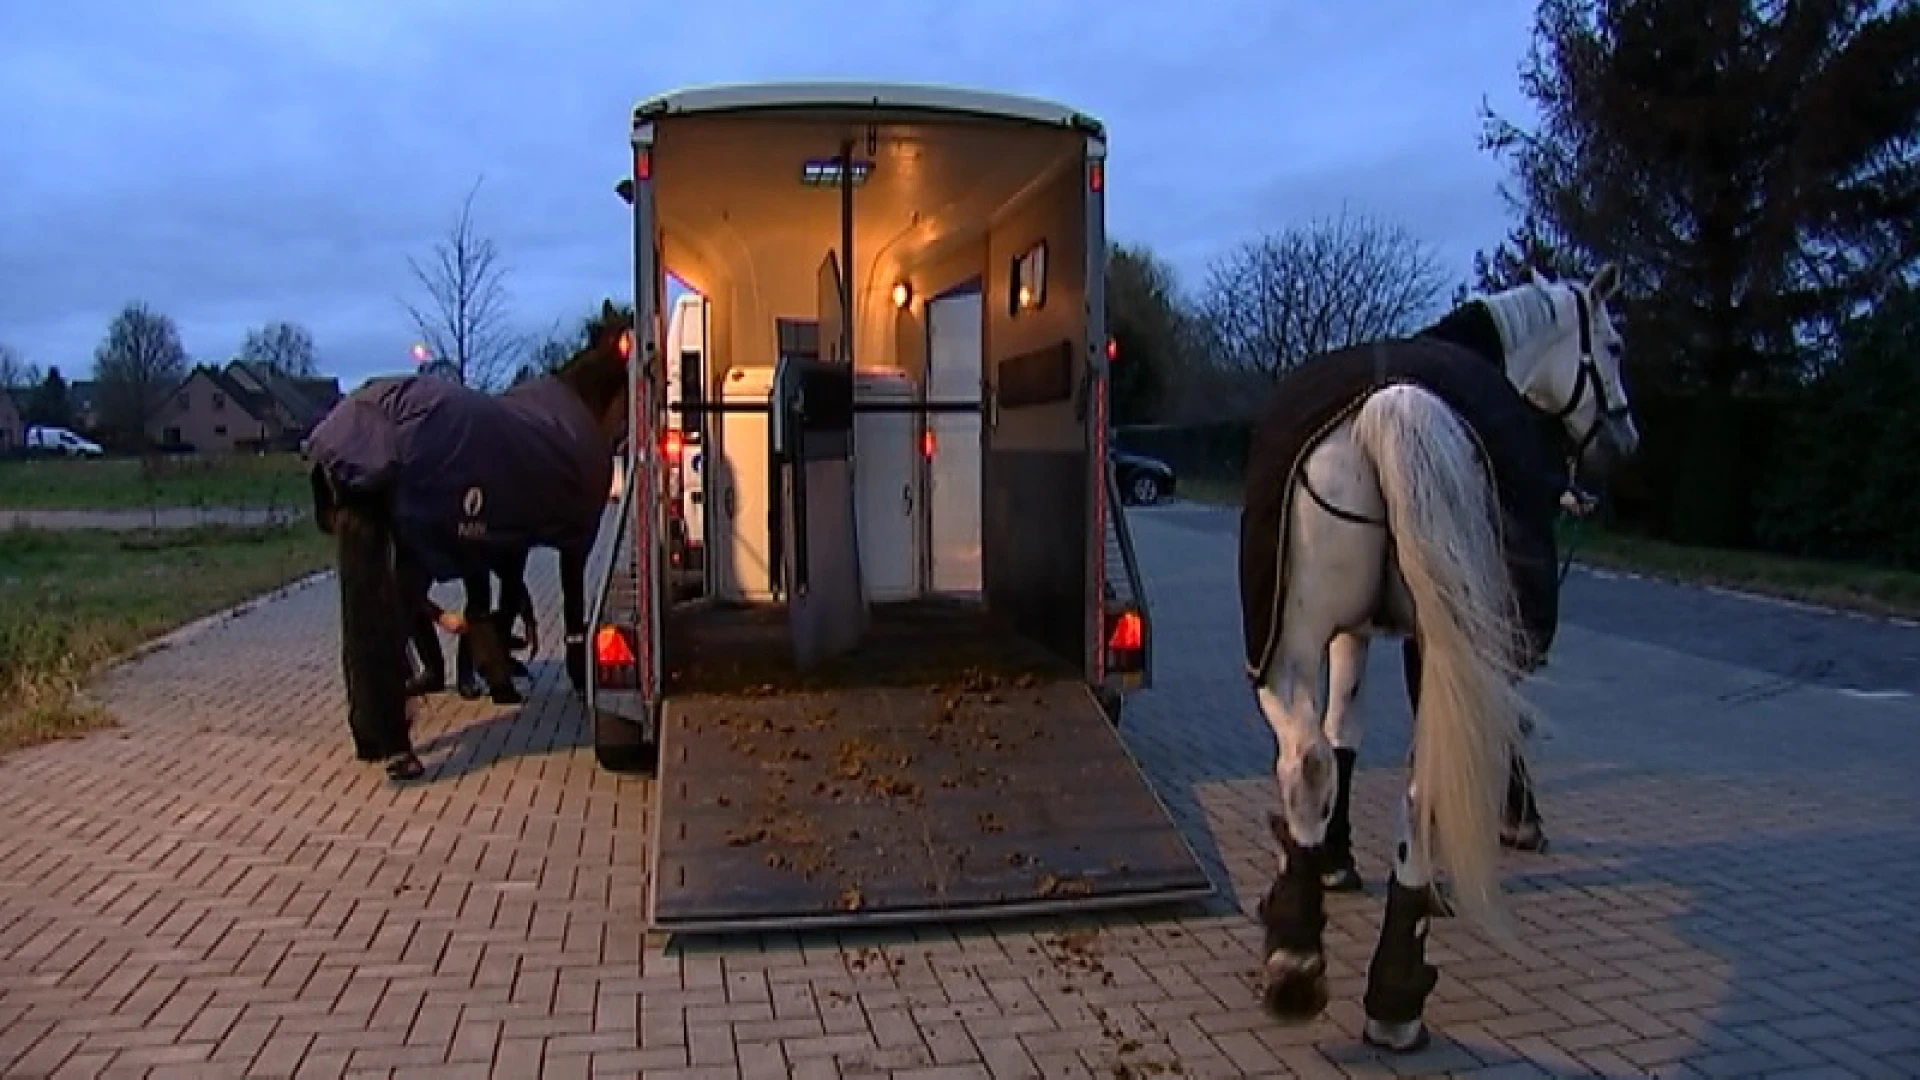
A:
[1550, 288, 1628, 472]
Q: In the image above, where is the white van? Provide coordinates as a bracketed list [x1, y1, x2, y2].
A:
[26, 426, 103, 457]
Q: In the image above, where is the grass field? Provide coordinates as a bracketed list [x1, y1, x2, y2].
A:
[1173, 476, 1920, 622]
[0, 453, 310, 511]
[0, 523, 333, 754]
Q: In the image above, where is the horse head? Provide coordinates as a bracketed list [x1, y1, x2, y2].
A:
[555, 298, 635, 449]
[1491, 266, 1641, 482]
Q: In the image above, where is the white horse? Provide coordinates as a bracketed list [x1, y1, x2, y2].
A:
[1246, 265, 1638, 1053]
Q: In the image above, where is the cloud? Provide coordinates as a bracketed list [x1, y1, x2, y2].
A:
[0, 0, 1540, 387]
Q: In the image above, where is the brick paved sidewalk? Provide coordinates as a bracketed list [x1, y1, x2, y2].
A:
[3, 510, 1918, 1078]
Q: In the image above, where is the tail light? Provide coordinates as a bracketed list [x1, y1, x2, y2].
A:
[1105, 609, 1146, 675]
[594, 625, 640, 689]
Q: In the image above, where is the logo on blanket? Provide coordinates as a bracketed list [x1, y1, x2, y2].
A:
[458, 485, 487, 539]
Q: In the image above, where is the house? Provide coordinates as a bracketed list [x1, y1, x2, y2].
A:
[67, 381, 103, 435]
[146, 362, 346, 454]
[0, 388, 22, 455]
[148, 365, 281, 453]
[223, 361, 343, 442]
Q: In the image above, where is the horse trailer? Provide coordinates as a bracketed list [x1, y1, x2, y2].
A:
[587, 81, 1210, 933]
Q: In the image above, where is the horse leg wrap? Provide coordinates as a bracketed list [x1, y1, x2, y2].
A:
[1259, 817, 1329, 1021]
[1315, 748, 1363, 891]
[1361, 875, 1440, 1052]
[1500, 751, 1548, 853]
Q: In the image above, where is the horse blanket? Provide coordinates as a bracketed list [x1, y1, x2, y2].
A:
[306, 374, 612, 583]
[1239, 333, 1564, 685]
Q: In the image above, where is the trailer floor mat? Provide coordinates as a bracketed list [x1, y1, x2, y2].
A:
[648, 678, 1214, 934]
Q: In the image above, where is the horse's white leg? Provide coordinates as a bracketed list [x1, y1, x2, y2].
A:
[1257, 431, 1387, 1021]
[1315, 632, 1369, 891]
[1362, 780, 1440, 1053]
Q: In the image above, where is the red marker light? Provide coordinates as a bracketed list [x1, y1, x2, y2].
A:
[662, 429, 684, 460]
[635, 149, 652, 181]
[922, 429, 936, 460]
[618, 330, 633, 360]
[1107, 610, 1143, 652]
[594, 625, 635, 667]
[1089, 162, 1105, 193]
[1106, 337, 1118, 362]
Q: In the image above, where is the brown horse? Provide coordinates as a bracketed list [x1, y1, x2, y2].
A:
[307, 303, 630, 780]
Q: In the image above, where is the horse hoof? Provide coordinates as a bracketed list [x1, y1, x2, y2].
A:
[1501, 822, 1548, 853]
[489, 685, 525, 706]
[1261, 950, 1328, 1022]
[405, 674, 446, 697]
[1362, 1017, 1431, 1053]
[1321, 866, 1364, 893]
[456, 677, 486, 700]
[384, 752, 425, 782]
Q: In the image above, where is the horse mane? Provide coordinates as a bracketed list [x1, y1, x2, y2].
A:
[1417, 301, 1507, 368]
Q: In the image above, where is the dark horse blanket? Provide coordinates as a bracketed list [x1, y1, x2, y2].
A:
[305, 374, 612, 583]
[1240, 331, 1564, 685]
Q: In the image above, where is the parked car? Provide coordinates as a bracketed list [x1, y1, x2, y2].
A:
[26, 426, 104, 457]
[1112, 449, 1176, 506]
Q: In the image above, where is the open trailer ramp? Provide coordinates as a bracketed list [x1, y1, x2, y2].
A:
[647, 678, 1213, 933]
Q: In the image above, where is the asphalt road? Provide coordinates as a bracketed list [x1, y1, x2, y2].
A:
[1140, 501, 1920, 698]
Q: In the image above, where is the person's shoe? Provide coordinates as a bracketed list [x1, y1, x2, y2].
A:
[384, 751, 424, 781]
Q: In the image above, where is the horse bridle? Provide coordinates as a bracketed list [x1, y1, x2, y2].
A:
[1550, 287, 1630, 483]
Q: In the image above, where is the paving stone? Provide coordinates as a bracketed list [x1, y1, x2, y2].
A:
[1, 507, 1916, 1078]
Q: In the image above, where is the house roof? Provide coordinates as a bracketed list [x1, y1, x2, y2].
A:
[225, 361, 343, 429]
[167, 365, 280, 426]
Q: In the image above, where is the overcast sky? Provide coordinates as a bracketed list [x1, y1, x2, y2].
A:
[0, 0, 1540, 390]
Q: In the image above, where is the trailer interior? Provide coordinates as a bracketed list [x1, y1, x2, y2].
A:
[591, 85, 1208, 933]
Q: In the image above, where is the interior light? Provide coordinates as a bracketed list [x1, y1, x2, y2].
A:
[618, 330, 633, 360]
[662, 428, 684, 460]
[1017, 285, 1033, 310]
[1106, 337, 1119, 362]
[891, 281, 912, 309]
[800, 158, 873, 188]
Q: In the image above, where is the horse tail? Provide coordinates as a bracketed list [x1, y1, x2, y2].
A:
[1350, 383, 1534, 936]
[332, 498, 411, 761]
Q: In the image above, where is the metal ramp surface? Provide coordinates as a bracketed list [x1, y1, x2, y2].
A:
[647, 680, 1213, 933]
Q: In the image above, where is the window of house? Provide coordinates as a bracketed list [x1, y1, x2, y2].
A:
[177, 393, 191, 413]
[211, 392, 226, 411]
[163, 426, 182, 445]
[213, 425, 228, 437]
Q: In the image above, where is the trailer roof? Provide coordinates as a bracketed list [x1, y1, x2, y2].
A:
[633, 81, 1104, 137]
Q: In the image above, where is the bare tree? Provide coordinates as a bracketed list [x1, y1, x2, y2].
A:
[93, 302, 189, 440]
[511, 321, 577, 386]
[0, 342, 41, 390]
[1196, 208, 1448, 379]
[402, 178, 517, 391]
[238, 320, 318, 377]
